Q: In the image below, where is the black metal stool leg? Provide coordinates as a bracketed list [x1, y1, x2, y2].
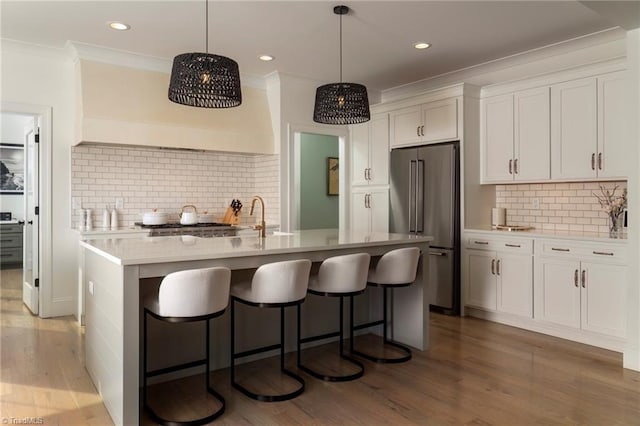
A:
[350, 287, 412, 364]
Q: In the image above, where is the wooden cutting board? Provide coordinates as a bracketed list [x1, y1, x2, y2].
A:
[221, 206, 241, 225]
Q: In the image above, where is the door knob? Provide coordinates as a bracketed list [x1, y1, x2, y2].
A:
[18, 220, 25, 225]
[28, 220, 33, 225]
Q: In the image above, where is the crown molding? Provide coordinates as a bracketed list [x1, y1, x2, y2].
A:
[67, 41, 266, 90]
[1, 38, 73, 61]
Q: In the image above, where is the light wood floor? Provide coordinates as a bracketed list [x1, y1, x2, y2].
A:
[2, 268, 640, 425]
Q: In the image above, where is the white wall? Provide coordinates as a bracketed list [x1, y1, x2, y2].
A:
[1, 41, 76, 317]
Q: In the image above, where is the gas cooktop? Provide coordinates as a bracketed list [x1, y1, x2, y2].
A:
[134, 222, 233, 229]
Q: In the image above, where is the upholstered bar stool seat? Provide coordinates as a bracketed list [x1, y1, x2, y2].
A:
[350, 247, 421, 364]
[143, 267, 231, 426]
[297, 253, 370, 382]
[230, 259, 312, 402]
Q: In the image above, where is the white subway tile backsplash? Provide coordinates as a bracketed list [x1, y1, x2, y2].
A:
[496, 181, 626, 232]
[71, 145, 280, 228]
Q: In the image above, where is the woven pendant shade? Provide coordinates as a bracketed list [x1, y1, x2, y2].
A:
[313, 82, 370, 125]
[168, 52, 242, 108]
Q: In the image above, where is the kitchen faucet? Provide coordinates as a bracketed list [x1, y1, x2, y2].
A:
[250, 195, 266, 238]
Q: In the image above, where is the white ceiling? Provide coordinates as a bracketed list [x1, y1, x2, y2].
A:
[1, 1, 639, 92]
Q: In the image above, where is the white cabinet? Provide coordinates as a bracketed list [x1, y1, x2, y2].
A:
[534, 239, 627, 339]
[350, 187, 389, 233]
[481, 87, 550, 183]
[350, 113, 389, 186]
[390, 98, 458, 148]
[551, 72, 630, 180]
[464, 234, 533, 318]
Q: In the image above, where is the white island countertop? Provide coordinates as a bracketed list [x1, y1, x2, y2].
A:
[80, 228, 433, 266]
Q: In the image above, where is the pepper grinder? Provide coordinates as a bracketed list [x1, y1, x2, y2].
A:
[86, 209, 93, 231]
[78, 208, 86, 231]
[110, 208, 118, 230]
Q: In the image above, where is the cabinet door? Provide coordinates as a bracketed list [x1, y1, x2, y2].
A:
[597, 71, 630, 179]
[481, 94, 514, 183]
[514, 87, 550, 181]
[369, 188, 389, 233]
[497, 253, 533, 317]
[350, 123, 370, 187]
[580, 262, 626, 338]
[551, 77, 597, 180]
[421, 98, 458, 143]
[389, 105, 421, 148]
[368, 113, 390, 186]
[534, 258, 580, 328]
[350, 190, 370, 233]
[466, 251, 497, 310]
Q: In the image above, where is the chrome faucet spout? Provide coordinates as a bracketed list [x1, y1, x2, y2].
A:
[250, 195, 266, 238]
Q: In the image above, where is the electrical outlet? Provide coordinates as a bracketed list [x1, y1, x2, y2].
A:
[532, 198, 540, 209]
[115, 198, 124, 209]
[72, 197, 81, 209]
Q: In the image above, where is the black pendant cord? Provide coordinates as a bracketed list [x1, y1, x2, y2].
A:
[205, 0, 209, 54]
[339, 11, 342, 83]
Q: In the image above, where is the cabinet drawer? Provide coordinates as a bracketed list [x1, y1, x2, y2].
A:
[537, 239, 627, 263]
[0, 232, 22, 248]
[1, 224, 23, 233]
[465, 234, 533, 254]
[0, 247, 22, 264]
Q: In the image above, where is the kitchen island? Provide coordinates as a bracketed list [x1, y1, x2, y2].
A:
[79, 229, 432, 425]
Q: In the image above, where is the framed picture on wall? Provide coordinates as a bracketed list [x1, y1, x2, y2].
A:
[0, 144, 25, 194]
[327, 157, 339, 196]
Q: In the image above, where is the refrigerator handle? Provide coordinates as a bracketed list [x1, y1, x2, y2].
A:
[409, 160, 416, 232]
[417, 159, 424, 233]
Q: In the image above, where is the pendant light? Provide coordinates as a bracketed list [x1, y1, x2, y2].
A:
[168, 0, 242, 108]
[313, 5, 370, 125]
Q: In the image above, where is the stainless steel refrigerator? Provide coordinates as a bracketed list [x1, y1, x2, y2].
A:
[389, 141, 460, 314]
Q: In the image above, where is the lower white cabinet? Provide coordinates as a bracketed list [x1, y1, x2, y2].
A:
[464, 234, 533, 318]
[350, 187, 389, 233]
[535, 242, 627, 339]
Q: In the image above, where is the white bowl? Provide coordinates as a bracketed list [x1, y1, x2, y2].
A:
[142, 211, 168, 225]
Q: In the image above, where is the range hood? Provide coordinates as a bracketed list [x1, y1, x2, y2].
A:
[75, 60, 274, 154]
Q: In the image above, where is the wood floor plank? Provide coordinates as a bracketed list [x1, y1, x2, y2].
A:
[2, 268, 639, 425]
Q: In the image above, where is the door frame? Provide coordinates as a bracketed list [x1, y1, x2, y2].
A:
[283, 123, 348, 232]
[1, 101, 52, 318]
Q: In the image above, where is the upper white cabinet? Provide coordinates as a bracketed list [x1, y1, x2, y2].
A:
[390, 98, 458, 148]
[481, 87, 550, 183]
[551, 72, 630, 180]
[350, 113, 389, 187]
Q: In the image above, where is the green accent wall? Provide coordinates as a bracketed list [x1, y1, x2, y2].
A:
[299, 133, 339, 229]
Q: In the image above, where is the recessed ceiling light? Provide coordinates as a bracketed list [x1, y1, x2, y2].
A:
[108, 22, 130, 31]
[259, 55, 274, 62]
[414, 42, 431, 50]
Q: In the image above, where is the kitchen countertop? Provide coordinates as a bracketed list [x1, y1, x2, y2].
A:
[74, 227, 150, 237]
[80, 229, 433, 266]
[465, 226, 628, 243]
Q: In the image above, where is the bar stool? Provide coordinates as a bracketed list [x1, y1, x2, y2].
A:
[143, 267, 231, 426]
[230, 259, 311, 402]
[297, 253, 370, 382]
[350, 247, 421, 364]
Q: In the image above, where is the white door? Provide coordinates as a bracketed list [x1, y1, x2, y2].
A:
[551, 77, 597, 180]
[580, 262, 627, 338]
[535, 258, 580, 328]
[350, 189, 370, 233]
[23, 122, 39, 315]
[497, 253, 533, 317]
[421, 98, 458, 143]
[368, 188, 389, 233]
[597, 71, 630, 179]
[389, 105, 421, 148]
[481, 94, 514, 183]
[368, 113, 389, 186]
[350, 123, 370, 187]
[466, 251, 497, 310]
[514, 87, 550, 181]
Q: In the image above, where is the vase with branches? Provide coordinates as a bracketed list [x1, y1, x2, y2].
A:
[593, 185, 627, 237]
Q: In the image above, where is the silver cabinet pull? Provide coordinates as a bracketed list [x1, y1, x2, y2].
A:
[417, 126, 420, 137]
[551, 247, 570, 252]
[505, 243, 521, 248]
[598, 153, 603, 170]
[428, 252, 447, 256]
[366, 194, 371, 208]
[591, 153, 596, 170]
[421, 125, 425, 137]
[474, 241, 489, 245]
[574, 269, 579, 287]
[491, 259, 495, 275]
[514, 159, 519, 174]
[364, 168, 368, 180]
[496, 259, 501, 276]
[593, 251, 614, 256]
[509, 159, 513, 174]
[581, 270, 586, 288]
